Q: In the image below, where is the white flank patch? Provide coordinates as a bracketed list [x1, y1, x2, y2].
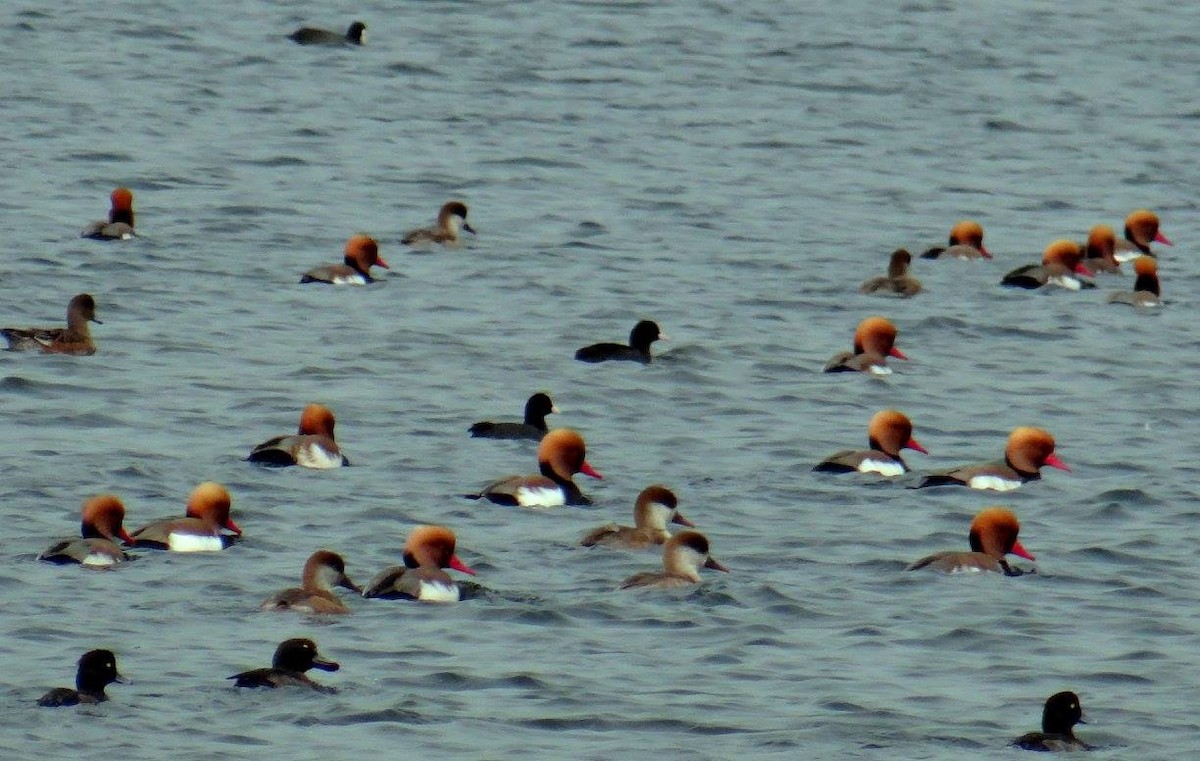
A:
[948, 565, 985, 574]
[167, 533, 225, 552]
[1113, 251, 1140, 263]
[296, 443, 344, 469]
[858, 458, 905, 477]
[1048, 275, 1082, 291]
[83, 553, 117, 567]
[867, 364, 893, 376]
[419, 581, 460, 603]
[967, 475, 1022, 492]
[331, 273, 367, 285]
[120, 232, 134, 240]
[515, 485, 566, 507]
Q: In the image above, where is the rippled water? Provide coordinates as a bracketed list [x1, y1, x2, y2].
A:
[2, 0, 1199, 758]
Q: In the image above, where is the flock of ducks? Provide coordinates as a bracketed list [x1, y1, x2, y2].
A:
[11, 17, 1174, 750]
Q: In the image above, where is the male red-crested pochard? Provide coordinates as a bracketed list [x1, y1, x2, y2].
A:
[620, 530, 729, 589]
[1001, 240, 1095, 290]
[81, 188, 135, 240]
[1, 293, 102, 356]
[130, 481, 242, 551]
[575, 320, 666, 364]
[262, 550, 361, 614]
[1114, 208, 1172, 261]
[1107, 256, 1161, 308]
[300, 234, 388, 285]
[288, 21, 366, 45]
[229, 639, 339, 693]
[401, 201, 476, 245]
[907, 506, 1035, 575]
[37, 650, 126, 707]
[467, 428, 602, 507]
[1012, 691, 1092, 752]
[581, 485, 695, 549]
[248, 403, 349, 468]
[361, 525, 478, 602]
[814, 410, 928, 476]
[469, 392, 559, 440]
[38, 495, 135, 567]
[1082, 224, 1121, 274]
[859, 249, 922, 297]
[913, 426, 1069, 491]
[823, 316, 908, 374]
[921, 220, 990, 260]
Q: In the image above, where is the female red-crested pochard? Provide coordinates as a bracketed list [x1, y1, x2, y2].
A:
[262, 550, 361, 614]
[81, 188, 135, 240]
[229, 639, 339, 693]
[467, 428, 602, 507]
[300, 234, 388, 284]
[913, 427, 1069, 491]
[814, 410, 928, 477]
[37, 650, 125, 707]
[860, 249, 922, 297]
[288, 21, 366, 45]
[620, 530, 729, 589]
[469, 392, 559, 440]
[581, 485, 695, 549]
[130, 481, 242, 551]
[361, 525, 478, 602]
[1082, 224, 1121, 274]
[248, 403, 349, 468]
[1107, 256, 1161, 308]
[38, 495, 135, 567]
[401, 201, 476, 246]
[823, 316, 908, 374]
[921, 220, 990, 260]
[575, 320, 666, 364]
[1, 293, 102, 356]
[1012, 691, 1092, 752]
[1001, 240, 1095, 290]
[907, 506, 1035, 576]
[1114, 208, 1172, 261]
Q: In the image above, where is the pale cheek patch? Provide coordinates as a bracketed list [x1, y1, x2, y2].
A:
[967, 475, 1022, 492]
[419, 581, 460, 603]
[167, 533, 224, 552]
[515, 486, 566, 507]
[296, 443, 344, 469]
[859, 458, 905, 477]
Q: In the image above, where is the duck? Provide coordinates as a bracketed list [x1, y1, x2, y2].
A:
[822, 316, 908, 374]
[1001, 240, 1095, 290]
[907, 506, 1035, 575]
[300, 234, 388, 284]
[80, 188, 135, 240]
[37, 650, 125, 707]
[1107, 256, 1161, 308]
[401, 201, 476, 246]
[37, 495, 135, 567]
[620, 531, 729, 589]
[920, 220, 990, 260]
[229, 639, 339, 693]
[130, 481, 242, 551]
[361, 525, 478, 602]
[1, 293, 102, 356]
[468, 392, 559, 440]
[813, 409, 928, 476]
[262, 550, 361, 614]
[913, 426, 1069, 491]
[1012, 691, 1092, 751]
[859, 249, 922, 296]
[287, 21, 366, 46]
[1081, 224, 1121, 274]
[466, 428, 602, 507]
[247, 403, 349, 468]
[1114, 208, 1172, 262]
[581, 485, 694, 549]
[574, 320, 666, 364]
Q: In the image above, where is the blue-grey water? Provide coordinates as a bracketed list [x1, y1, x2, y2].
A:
[2, 0, 1198, 758]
